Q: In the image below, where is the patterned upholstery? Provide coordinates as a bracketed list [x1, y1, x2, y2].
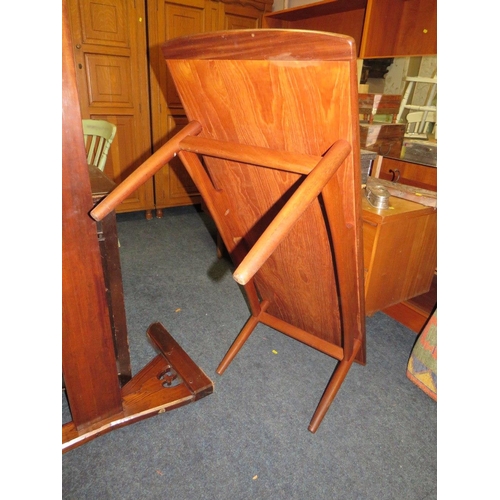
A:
[407, 310, 437, 401]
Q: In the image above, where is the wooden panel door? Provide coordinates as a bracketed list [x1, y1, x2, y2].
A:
[220, 2, 263, 29]
[148, 0, 212, 214]
[148, 0, 272, 214]
[68, 0, 154, 216]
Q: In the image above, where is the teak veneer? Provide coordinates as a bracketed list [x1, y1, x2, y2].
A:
[91, 29, 367, 432]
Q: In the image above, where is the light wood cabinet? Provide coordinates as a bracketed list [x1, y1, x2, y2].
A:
[263, 0, 436, 59]
[362, 194, 437, 316]
[148, 0, 273, 215]
[373, 155, 437, 331]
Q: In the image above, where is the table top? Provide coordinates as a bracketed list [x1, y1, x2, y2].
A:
[361, 190, 436, 225]
[88, 164, 115, 202]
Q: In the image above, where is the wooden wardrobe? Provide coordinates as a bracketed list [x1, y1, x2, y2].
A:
[67, 0, 273, 218]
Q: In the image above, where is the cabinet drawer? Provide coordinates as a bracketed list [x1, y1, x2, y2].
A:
[378, 157, 437, 191]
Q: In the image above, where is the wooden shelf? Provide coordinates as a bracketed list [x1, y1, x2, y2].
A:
[383, 274, 436, 333]
[265, 0, 367, 21]
[264, 0, 367, 53]
[264, 0, 437, 59]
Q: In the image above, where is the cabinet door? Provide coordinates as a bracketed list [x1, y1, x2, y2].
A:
[361, 0, 437, 58]
[68, 0, 154, 215]
[148, 0, 271, 212]
[148, 0, 212, 211]
[220, 2, 263, 29]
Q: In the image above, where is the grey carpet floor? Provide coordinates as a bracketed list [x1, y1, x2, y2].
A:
[62, 206, 437, 500]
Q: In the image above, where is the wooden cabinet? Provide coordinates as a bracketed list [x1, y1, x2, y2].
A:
[222, 0, 268, 29]
[67, 0, 155, 216]
[148, 0, 212, 213]
[373, 156, 437, 331]
[148, 0, 273, 215]
[360, 0, 436, 58]
[263, 0, 436, 59]
[362, 193, 437, 316]
[69, 0, 273, 217]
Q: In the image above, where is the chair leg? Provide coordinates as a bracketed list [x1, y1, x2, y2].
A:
[216, 301, 269, 375]
[308, 339, 362, 433]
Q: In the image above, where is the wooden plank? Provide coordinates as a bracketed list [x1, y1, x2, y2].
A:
[147, 323, 213, 398]
[180, 135, 319, 174]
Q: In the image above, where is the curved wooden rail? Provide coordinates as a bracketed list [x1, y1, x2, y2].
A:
[90, 121, 202, 221]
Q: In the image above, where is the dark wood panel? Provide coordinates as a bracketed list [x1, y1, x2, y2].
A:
[362, 0, 437, 58]
[63, 0, 123, 429]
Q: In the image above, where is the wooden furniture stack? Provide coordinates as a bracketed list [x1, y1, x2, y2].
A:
[67, 0, 435, 217]
[67, 0, 437, 332]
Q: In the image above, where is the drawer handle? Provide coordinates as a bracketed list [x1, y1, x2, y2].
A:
[389, 168, 400, 183]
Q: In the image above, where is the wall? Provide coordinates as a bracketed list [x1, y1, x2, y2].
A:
[383, 56, 437, 104]
[272, 0, 311, 10]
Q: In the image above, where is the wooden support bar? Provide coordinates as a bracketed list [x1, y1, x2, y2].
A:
[147, 322, 213, 398]
[90, 121, 202, 221]
[233, 140, 351, 285]
[308, 339, 362, 433]
[260, 311, 345, 361]
[216, 301, 270, 375]
[63, 323, 214, 453]
[180, 135, 319, 175]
